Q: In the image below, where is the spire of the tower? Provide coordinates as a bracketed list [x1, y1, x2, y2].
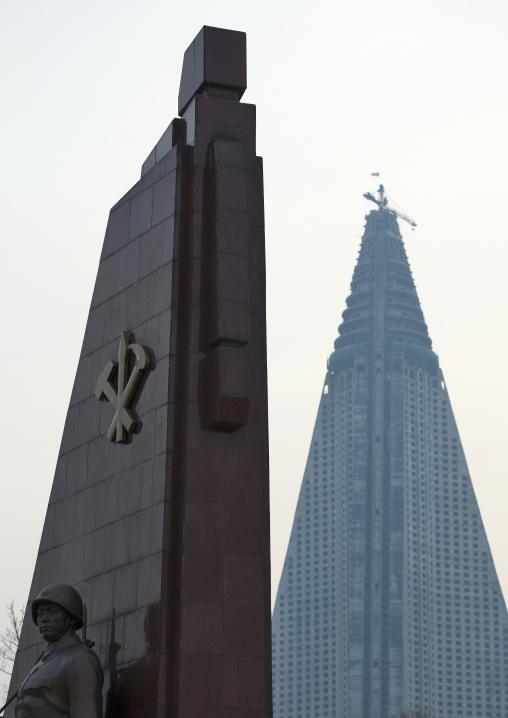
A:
[330, 209, 432, 374]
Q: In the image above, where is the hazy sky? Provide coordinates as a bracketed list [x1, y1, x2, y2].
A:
[1, 0, 507, 688]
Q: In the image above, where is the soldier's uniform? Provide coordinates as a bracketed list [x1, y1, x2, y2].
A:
[15, 633, 103, 718]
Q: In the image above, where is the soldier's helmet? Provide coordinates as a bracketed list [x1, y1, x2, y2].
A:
[31, 583, 84, 629]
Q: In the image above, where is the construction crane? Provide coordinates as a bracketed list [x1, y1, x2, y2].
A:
[363, 184, 417, 229]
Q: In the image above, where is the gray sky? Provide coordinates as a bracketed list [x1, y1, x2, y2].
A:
[1, 0, 507, 687]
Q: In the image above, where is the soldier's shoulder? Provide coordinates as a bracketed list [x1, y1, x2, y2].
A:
[65, 641, 102, 670]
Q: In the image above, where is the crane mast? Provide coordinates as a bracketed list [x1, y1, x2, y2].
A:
[363, 184, 417, 229]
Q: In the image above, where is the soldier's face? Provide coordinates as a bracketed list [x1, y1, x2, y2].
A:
[36, 602, 70, 642]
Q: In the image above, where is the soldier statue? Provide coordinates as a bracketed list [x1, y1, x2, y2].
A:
[14, 583, 103, 718]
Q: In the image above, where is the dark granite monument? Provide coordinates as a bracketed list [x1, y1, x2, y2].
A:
[7, 26, 272, 718]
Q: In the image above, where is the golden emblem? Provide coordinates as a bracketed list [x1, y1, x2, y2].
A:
[95, 331, 151, 442]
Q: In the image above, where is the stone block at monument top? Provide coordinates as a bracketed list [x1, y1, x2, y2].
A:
[178, 26, 247, 115]
[8, 26, 272, 718]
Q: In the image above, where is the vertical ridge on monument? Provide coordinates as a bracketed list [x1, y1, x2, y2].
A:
[8, 26, 272, 718]
[272, 188, 508, 718]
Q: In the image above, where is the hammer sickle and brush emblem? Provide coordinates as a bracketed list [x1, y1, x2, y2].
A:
[95, 331, 151, 443]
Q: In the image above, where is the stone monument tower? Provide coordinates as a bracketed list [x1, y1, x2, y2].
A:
[8, 26, 272, 718]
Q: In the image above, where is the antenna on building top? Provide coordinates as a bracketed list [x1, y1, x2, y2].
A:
[363, 184, 417, 230]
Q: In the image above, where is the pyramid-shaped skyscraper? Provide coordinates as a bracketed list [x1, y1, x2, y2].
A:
[272, 191, 508, 718]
